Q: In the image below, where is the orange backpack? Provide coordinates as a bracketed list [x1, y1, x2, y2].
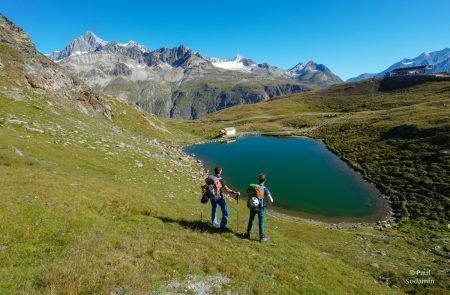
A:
[247, 184, 264, 199]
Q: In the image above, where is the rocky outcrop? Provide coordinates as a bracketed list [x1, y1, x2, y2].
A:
[147, 46, 193, 66]
[109, 63, 132, 77]
[0, 14, 111, 120]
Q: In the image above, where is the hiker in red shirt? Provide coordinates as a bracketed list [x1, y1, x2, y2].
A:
[205, 167, 240, 231]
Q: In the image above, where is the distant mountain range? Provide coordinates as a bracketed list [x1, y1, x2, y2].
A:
[47, 32, 342, 119]
[348, 48, 450, 82]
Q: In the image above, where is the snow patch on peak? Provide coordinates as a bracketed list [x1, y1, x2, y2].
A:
[73, 50, 88, 56]
[54, 50, 89, 62]
[212, 60, 249, 71]
[119, 40, 136, 46]
[118, 40, 149, 52]
[234, 54, 244, 62]
[210, 54, 255, 72]
[123, 63, 148, 69]
[211, 55, 254, 72]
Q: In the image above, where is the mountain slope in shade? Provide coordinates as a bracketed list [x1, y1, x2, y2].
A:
[348, 48, 450, 82]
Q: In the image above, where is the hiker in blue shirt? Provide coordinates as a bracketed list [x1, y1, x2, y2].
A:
[210, 167, 240, 231]
[243, 173, 274, 242]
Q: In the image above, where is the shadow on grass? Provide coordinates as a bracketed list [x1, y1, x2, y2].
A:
[154, 216, 260, 241]
[155, 216, 232, 234]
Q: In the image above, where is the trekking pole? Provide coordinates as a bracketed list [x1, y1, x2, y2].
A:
[200, 169, 209, 223]
[235, 193, 240, 232]
[200, 185, 207, 222]
[264, 201, 273, 237]
[226, 194, 239, 232]
[264, 205, 267, 236]
[260, 200, 270, 239]
[200, 204, 203, 222]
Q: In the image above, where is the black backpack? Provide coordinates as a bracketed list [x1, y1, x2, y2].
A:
[200, 175, 222, 204]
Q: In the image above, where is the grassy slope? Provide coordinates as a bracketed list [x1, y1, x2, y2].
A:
[1, 83, 405, 295]
[0, 80, 448, 294]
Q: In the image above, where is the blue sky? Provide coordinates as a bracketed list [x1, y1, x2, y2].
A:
[1, 0, 449, 80]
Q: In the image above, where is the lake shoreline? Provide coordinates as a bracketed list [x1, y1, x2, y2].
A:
[183, 132, 395, 227]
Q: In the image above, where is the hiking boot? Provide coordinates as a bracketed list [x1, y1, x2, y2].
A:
[242, 232, 250, 239]
[208, 221, 220, 227]
[221, 227, 232, 232]
[260, 237, 270, 243]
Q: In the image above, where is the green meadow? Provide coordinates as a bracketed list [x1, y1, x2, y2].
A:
[1, 74, 449, 294]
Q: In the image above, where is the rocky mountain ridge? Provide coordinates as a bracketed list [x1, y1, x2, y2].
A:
[288, 61, 343, 87]
[47, 31, 342, 119]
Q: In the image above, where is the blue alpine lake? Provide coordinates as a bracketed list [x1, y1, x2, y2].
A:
[185, 136, 387, 222]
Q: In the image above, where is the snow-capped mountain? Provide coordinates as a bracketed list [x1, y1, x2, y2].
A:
[48, 31, 107, 61]
[348, 48, 450, 82]
[47, 31, 341, 119]
[48, 31, 149, 62]
[209, 54, 300, 79]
